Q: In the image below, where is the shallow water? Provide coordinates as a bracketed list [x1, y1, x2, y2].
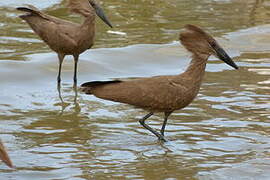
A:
[0, 0, 270, 179]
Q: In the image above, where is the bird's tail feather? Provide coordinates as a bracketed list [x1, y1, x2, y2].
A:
[81, 80, 121, 95]
[17, 5, 48, 20]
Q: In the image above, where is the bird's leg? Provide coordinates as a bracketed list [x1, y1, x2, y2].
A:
[73, 83, 78, 104]
[73, 86, 81, 114]
[56, 83, 67, 115]
[73, 54, 79, 85]
[57, 53, 65, 84]
[160, 111, 172, 136]
[73, 80, 77, 90]
[57, 83, 64, 104]
[139, 112, 167, 141]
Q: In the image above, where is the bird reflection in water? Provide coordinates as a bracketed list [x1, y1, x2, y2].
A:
[56, 84, 81, 115]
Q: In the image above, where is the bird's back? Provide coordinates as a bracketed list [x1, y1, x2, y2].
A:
[82, 75, 199, 112]
[17, 5, 92, 55]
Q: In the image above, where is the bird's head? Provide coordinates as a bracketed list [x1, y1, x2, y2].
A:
[88, 0, 113, 28]
[69, 0, 113, 28]
[180, 24, 238, 69]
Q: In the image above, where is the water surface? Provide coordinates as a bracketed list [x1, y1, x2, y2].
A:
[0, 0, 270, 179]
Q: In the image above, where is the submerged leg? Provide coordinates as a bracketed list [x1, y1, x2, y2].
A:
[160, 111, 172, 136]
[139, 112, 167, 141]
[73, 86, 81, 114]
[57, 53, 65, 84]
[73, 54, 79, 84]
[57, 83, 64, 104]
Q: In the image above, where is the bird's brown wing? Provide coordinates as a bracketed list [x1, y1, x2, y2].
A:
[82, 75, 188, 111]
[17, 5, 78, 52]
[17, 5, 75, 25]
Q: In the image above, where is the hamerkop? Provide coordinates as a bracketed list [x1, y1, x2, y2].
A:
[81, 25, 238, 141]
[0, 140, 13, 168]
[17, 0, 112, 84]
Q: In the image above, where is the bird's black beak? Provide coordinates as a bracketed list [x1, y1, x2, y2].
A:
[90, 2, 113, 28]
[211, 42, 238, 69]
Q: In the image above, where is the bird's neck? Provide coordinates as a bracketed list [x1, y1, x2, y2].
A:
[78, 16, 95, 43]
[181, 54, 209, 85]
[82, 15, 96, 27]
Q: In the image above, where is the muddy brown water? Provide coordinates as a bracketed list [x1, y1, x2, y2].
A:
[0, 0, 270, 179]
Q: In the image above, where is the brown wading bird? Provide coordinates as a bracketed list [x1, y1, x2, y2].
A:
[17, 0, 112, 84]
[0, 140, 13, 168]
[81, 25, 239, 141]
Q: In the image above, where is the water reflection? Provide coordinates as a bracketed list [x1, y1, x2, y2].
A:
[2, 0, 270, 62]
[0, 0, 270, 179]
[250, 0, 266, 25]
[56, 83, 81, 116]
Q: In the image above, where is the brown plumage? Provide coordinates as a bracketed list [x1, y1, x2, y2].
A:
[0, 140, 13, 168]
[81, 25, 239, 141]
[17, 0, 112, 84]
